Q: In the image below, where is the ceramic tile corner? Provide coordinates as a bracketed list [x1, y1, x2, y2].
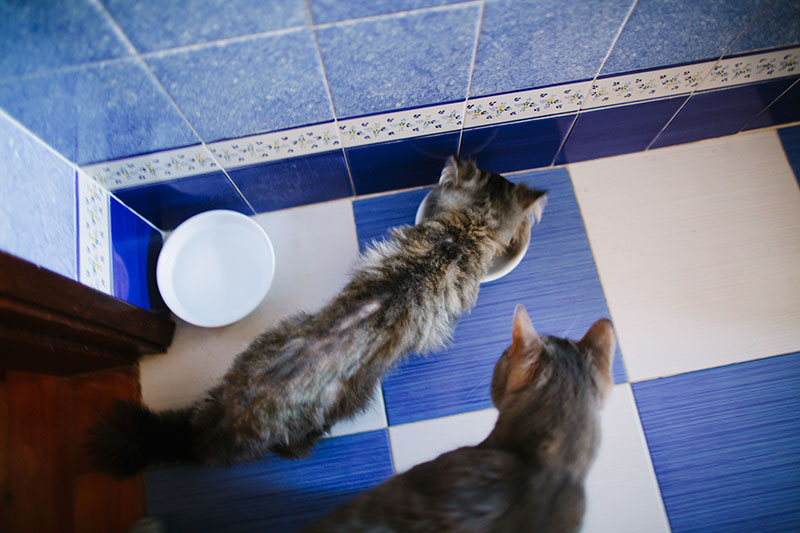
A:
[77, 171, 112, 294]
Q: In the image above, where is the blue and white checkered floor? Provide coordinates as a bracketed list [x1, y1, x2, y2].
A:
[139, 127, 800, 532]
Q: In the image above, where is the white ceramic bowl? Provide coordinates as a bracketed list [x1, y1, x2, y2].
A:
[415, 191, 528, 283]
[156, 210, 275, 327]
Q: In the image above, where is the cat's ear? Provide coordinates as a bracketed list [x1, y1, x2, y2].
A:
[514, 185, 548, 224]
[439, 156, 478, 187]
[511, 304, 540, 350]
[507, 304, 543, 391]
[578, 319, 616, 372]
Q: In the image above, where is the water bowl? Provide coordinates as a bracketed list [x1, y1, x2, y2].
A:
[156, 210, 275, 327]
[415, 191, 529, 283]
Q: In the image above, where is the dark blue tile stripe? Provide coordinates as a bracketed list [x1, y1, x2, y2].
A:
[778, 125, 800, 187]
[145, 430, 394, 532]
[354, 167, 626, 426]
[633, 353, 800, 532]
[745, 77, 800, 131]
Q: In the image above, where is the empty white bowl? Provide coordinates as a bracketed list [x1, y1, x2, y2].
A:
[415, 191, 529, 283]
[157, 210, 275, 327]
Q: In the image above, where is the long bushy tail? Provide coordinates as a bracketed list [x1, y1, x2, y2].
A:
[86, 400, 194, 478]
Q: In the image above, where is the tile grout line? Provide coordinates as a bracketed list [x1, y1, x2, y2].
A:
[303, 0, 358, 196]
[550, 0, 640, 166]
[312, 1, 483, 31]
[457, 0, 486, 156]
[645, 0, 773, 150]
[89, 0, 258, 217]
[740, 77, 799, 133]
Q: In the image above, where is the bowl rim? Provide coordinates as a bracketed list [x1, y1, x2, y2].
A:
[414, 190, 529, 283]
[156, 209, 275, 327]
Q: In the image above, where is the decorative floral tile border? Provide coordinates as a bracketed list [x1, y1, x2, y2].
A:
[207, 122, 341, 167]
[337, 102, 464, 148]
[80, 47, 800, 190]
[77, 170, 112, 294]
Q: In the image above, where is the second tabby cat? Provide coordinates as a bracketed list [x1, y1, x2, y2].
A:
[87, 157, 547, 476]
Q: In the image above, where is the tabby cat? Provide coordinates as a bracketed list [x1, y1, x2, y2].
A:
[87, 157, 547, 477]
[304, 305, 615, 532]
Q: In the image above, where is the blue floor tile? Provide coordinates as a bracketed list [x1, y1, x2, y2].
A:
[470, 0, 633, 96]
[633, 353, 800, 532]
[778, 124, 800, 186]
[346, 132, 459, 196]
[228, 151, 352, 213]
[460, 114, 576, 173]
[315, 5, 479, 117]
[145, 430, 394, 532]
[354, 167, 626, 426]
[113, 171, 252, 231]
[556, 96, 686, 164]
[0, 0, 129, 78]
[0, 111, 77, 281]
[109, 197, 164, 312]
[102, 0, 306, 53]
[652, 79, 796, 149]
[745, 77, 800, 131]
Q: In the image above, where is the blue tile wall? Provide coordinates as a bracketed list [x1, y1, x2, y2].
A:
[354, 167, 626, 426]
[145, 30, 332, 142]
[556, 96, 687, 164]
[778, 124, 800, 185]
[460, 114, 576, 173]
[651, 79, 796, 149]
[0, 0, 129, 78]
[470, 0, 634, 96]
[109, 197, 165, 312]
[633, 353, 800, 532]
[113, 171, 253, 231]
[315, 5, 480, 118]
[602, 0, 763, 76]
[346, 132, 459, 196]
[309, 0, 464, 24]
[101, 0, 306, 53]
[145, 430, 394, 532]
[0, 111, 77, 280]
[745, 78, 800, 131]
[0, 59, 197, 165]
[228, 151, 352, 213]
[730, 0, 800, 54]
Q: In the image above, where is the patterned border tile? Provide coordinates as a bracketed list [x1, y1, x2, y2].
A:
[337, 102, 464, 148]
[77, 170, 112, 294]
[79, 47, 800, 189]
[208, 122, 340, 168]
[83, 145, 219, 191]
[464, 80, 592, 127]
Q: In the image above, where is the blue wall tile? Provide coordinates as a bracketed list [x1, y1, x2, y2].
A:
[102, 0, 306, 53]
[316, 5, 479, 117]
[0, 58, 197, 165]
[730, 0, 800, 54]
[113, 171, 252, 231]
[460, 114, 576, 173]
[0, 111, 77, 280]
[470, 0, 634, 97]
[633, 353, 800, 532]
[109, 196, 164, 312]
[0, 0, 130, 78]
[603, 0, 763, 76]
[146, 430, 394, 532]
[745, 78, 800, 131]
[146, 30, 332, 142]
[346, 132, 459, 196]
[228, 151, 352, 213]
[354, 168, 626, 425]
[778, 124, 800, 186]
[651, 79, 795, 149]
[309, 0, 464, 24]
[556, 96, 687, 164]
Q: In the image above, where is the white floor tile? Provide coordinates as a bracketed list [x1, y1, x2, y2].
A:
[582, 384, 670, 533]
[570, 131, 800, 381]
[388, 408, 498, 474]
[327, 384, 388, 438]
[140, 199, 361, 410]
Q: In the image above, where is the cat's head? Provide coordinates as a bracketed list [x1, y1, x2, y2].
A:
[426, 157, 547, 256]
